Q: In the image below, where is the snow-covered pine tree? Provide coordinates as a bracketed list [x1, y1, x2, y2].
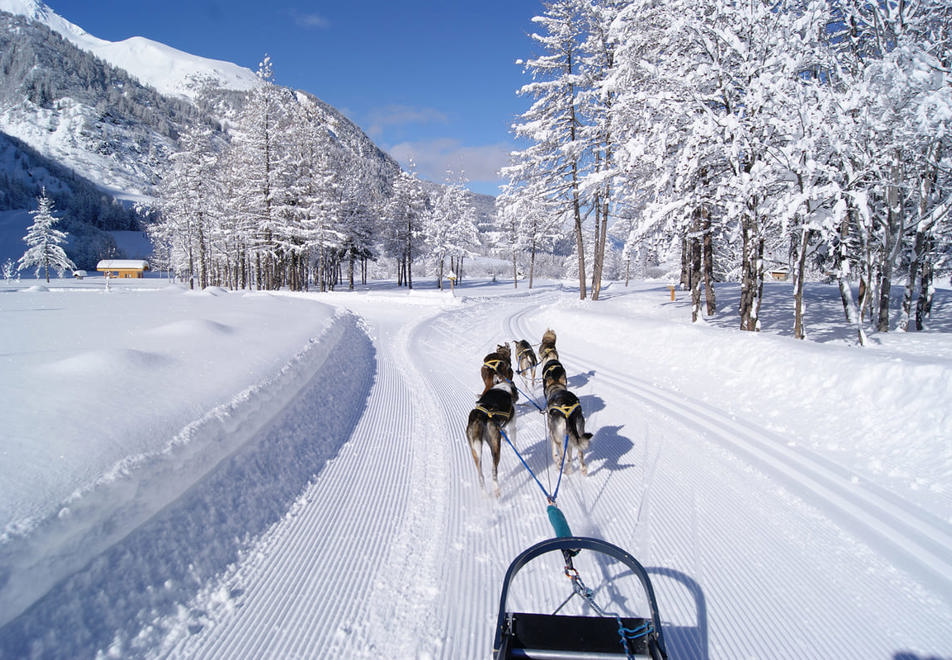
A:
[283, 98, 345, 291]
[338, 157, 382, 289]
[3, 258, 17, 281]
[18, 188, 75, 282]
[423, 173, 480, 289]
[229, 56, 296, 290]
[384, 165, 427, 288]
[511, 0, 590, 299]
[607, 0, 726, 320]
[157, 122, 220, 289]
[577, 0, 624, 301]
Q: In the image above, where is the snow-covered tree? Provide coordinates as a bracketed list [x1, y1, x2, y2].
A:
[18, 189, 75, 282]
[423, 173, 480, 289]
[338, 157, 382, 289]
[496, 181, 563, 288]
[384, 164, 427, 288]
[2, 257, 17, 281]
[510, 0, 590, 299]
[228, 55, 296, 290]
[156, 122, 221, 289]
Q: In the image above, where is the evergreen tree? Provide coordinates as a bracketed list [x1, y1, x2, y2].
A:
[18, 188, 75, 282]
[384, 165, 427, 288]
[510, 0, 590, 299]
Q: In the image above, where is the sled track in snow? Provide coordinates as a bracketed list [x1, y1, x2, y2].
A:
[507, 307, 952, 605]
[601, 367, 952, 603]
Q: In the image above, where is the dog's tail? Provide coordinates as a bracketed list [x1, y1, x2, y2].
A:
[571, 415, 593, 451]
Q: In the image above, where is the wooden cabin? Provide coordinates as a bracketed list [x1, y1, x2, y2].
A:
[96, 259, 150, 279]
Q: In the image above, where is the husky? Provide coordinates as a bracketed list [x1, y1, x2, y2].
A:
[539, 328, 558, 362]
[466, 381, 517, 497]
[481, 342, 514, 396]
[514, 339, 538, 388]
[545, 384, 593, 475]
[541, 354, 567, 400]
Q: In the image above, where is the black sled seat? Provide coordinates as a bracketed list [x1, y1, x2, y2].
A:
[493, 537, 668, 660]
[497, 612, 657, 659]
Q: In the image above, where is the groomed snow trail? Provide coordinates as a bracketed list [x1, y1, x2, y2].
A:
[160, 286, 951, 659]
[6, 286, 950, 658]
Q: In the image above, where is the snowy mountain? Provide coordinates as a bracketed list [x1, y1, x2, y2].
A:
[0, 0, 401, 267]
[0, 0, 262, 99]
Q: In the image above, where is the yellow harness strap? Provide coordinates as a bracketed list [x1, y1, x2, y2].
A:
[484, 358, 505, 371]
[476, 404, 511, 421]
[550, 402, 579, 419]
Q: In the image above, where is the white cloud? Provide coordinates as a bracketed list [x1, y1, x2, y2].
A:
[387, 138, 509, 185]
[287, 10, 330, 29]
[365, 104, 448, 138]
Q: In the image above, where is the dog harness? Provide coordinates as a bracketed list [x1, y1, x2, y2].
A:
[543, 361, 564, 379]
[475, 404, 511, 421]
[549, 402, 579, 419]
[483, 358, 507, 372]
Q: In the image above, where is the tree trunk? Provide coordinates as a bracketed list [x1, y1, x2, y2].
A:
[690, 233, 702, 323]
[702, 206, 716, 315]
[529, 243, 536, 289]
[680, 237, 690, 288]
[592, 195, 609, 301]
[573, 187, 586, 300]
[793, 228, 812, 340]
[916, 236, 935, 331]
[739, 214, 759, 331]
[877, 159, 903, 332]
[899, 229, 926, 331]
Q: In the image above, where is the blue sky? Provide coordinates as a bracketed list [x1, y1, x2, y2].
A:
[46, 1, 544, 196]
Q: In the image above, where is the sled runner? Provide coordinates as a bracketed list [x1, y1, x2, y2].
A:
[493, 536, 668, 660]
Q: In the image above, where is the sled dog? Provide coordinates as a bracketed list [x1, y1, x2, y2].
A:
[481, 342, 514, 396]
[545, 384, 593, 475]
[466, 382, 517, 497]
[541, 355, 567, 400]
[539, 328, 558, 362]
[514, 339, 538, 388]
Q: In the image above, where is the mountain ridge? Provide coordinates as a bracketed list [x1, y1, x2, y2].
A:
[0, 0, 262, 99]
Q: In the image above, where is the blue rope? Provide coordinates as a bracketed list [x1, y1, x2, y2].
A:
[620, 622, 653, 640]
[500, 428, 569, 503]
[504, 376, 546, 413]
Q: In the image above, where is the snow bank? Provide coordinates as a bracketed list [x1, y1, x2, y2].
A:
[0, 282, 346, 624]
[540, 284, 952, 519]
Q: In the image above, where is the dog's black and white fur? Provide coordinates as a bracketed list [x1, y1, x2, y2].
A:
[514, 339, 538, 388]
[481, 342, 514, 396]
[537, 328, 592, 474]
[466, 381, 517, 497]
[545, 383, 592, 475]
[538, 328, 566, 397]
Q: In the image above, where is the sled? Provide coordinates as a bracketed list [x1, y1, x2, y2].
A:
[493, 537, 668, 660]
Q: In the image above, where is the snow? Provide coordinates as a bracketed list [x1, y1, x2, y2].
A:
[0, 275, 951, 659]
[0, 0, 261, 99]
